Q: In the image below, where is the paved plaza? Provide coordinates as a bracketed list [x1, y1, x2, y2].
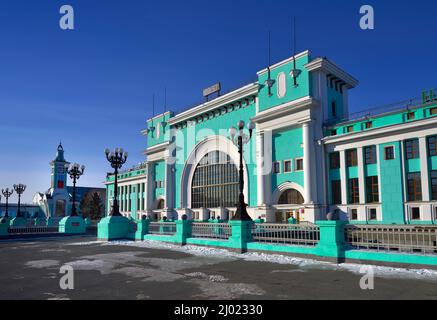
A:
[1, 235, 437, 300]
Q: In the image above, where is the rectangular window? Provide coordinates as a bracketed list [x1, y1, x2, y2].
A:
[434, 207, 437, 221]
[273, 162, 280, 174]
[331, 129, 337, 136]
[431, 107, 437, 115]
[283, 160, 292, 173]
[331, 101, 337, 117]
[348, 178, 360, 204]
[365, 122, 373, 129]
[405, 139, 420, 159]
[384, 146, 395, 160]
[364, 145, 377, 165]
[428, 136, 437, 157]
[331, 180, 342, 204]
[295, 158, 304, 171]
[366, 176, 379, 203]
[346, 126, 354, 133]
[346, 149, 358, 167]
[431, 170, 437, 200]
[407, 172, 422, 201]
[406, 112, 415, 120]
[411, 207, 421, 220]
[350, 208, 358, 220]
[329, 152, 340, 169]
[368, 208, 377, 221]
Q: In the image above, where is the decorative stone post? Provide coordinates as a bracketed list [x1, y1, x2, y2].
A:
[174, 215, 192, 245]
[135, 218, 150, 240]
[228, 220, 254, 253]
[315, 220, 348, 262]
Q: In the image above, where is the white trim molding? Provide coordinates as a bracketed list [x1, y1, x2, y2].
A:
[271, 181, 305, 205]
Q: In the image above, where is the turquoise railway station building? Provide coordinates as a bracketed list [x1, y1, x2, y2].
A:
[104, 50, 437, 225]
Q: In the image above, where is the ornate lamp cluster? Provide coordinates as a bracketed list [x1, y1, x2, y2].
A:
[105, 148, 128, 216]
[13, 184, 26, 218]
[65, 163, 85, 217]
[1, 188, 14, 218]
[228, 120, 255, 221]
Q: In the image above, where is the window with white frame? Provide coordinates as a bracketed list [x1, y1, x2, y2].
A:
[295, 158, 304, 171]
[273, 161, 280, 174]
[283, 160, 292, 173]
[368, 208, 377, 221]
[349, 208, 358, 220]
[411, 207, 421, 220]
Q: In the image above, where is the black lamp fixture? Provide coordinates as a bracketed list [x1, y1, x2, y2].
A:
[289, 17, 301, 87]
[65, 163, 85, 217]
[228, 120, 255, 221]
[264, 31, 274, 96]
[104, 148, 128, 216]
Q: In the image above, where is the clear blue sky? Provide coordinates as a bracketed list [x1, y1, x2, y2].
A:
[1, 0, 436, 203]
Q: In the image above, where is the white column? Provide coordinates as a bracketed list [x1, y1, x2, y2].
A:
[419, 137, 430, 201]
[302, 122, 313, 204]
[357, 147, 366, 204]
[263, 130, 273, 205]
[164, 158, 174, 210]
[256, 130, 265, 206]
[145, 162, 154, 213]
[340, 150, 348, 204]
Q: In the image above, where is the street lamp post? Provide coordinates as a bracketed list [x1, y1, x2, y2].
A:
[66, 163, 85, 217]
[105, 148, 128, 216]
[1, 188, 13, 218]
[13, 184, 26, 218]
[229, 120, 255, 221]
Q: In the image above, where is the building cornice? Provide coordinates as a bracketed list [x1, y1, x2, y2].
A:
[251, 96, 317, 124]
[305, 58, 359, 89]
[146, 111, 173, 123]
[144, 141, 170, 156]
[104, 174, 147, 185]
[322, 116, 437, 145]
[167, 83, 258, 126]
[257, 50, 311, 76]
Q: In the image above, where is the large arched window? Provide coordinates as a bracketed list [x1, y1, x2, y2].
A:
[278, 189, 304, 205]
[191, 151, 239, 208]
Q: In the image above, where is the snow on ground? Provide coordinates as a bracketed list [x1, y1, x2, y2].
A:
[100, 239, 437, 281]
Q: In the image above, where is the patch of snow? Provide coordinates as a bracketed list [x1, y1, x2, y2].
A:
[66, 241, 106, 246]
[25, 260, 60, 269]
[103, 240, 437, 281]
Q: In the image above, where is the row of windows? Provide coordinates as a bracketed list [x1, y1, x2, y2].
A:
[329, 136, 437, 169]
[348, 208, 378, 221]
[347, 206, 437, 221]
[273, 158, 304, 174]
[331, 176, 380, 205]
[331, 171, 437, 205]
[330, 107, 437, 136]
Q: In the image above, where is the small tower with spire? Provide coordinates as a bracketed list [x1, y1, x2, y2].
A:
[50, 143, 70, 193]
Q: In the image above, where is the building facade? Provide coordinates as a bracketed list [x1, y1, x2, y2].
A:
[105, 50, 437, 224]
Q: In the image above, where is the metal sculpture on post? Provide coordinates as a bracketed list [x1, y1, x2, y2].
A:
[228, 120, 255, 221]
[104, 148, 128, 216]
